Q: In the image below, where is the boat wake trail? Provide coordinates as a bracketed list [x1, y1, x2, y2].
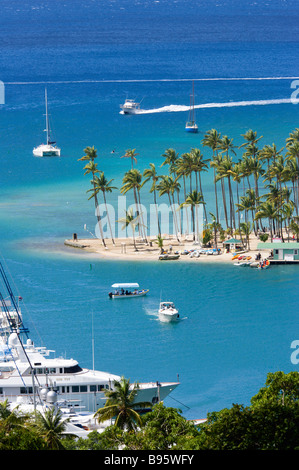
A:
[137, 98, 294, 114]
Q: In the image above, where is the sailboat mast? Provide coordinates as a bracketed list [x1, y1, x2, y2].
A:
[45, 88, 49, 145]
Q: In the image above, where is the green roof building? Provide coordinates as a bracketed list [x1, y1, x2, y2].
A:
[257, 242, 299, 263]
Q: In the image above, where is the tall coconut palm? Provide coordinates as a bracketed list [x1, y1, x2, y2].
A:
[142, 163, 161, 236]
[94, 376, 151, 431]
[156, 175, 180, 241]
[175, 156, 190, 234]
[121, 148, 139, 169]
[88, 172, 117, 245]
[180, 190, 205, 242]
[255, 201, 279, 241]
[161, 148, 179, 176]
[190, 148, 210, 222]
[216, 154, 236, 230]
[78, 147, 106, 247]
[202, 129, 222, 223]
[283, 157, 299, 215]
[121, 169, 147, 241]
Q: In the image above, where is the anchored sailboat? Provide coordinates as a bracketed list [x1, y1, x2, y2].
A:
[185, 81, 198, 133]
[33, 89, 61, 157]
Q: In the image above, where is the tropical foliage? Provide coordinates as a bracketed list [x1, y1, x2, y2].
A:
[79, 127, 299, 247]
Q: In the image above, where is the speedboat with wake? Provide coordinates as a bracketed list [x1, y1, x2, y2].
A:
[120, 99, 141, 114]
[158, 302, 179, 323]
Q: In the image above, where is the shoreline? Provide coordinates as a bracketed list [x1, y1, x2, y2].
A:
[64, 234, 271, 263]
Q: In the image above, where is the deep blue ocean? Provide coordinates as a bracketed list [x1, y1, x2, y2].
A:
[0, 0, 298, 419]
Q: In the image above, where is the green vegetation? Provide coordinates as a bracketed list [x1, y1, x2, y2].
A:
[1, 371, 298, 450]
[79, 128, 299, 245]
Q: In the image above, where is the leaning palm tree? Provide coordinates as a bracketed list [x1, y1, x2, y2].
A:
[78, 147, 106, 247]
[117, 208, 146, 251]
[94, 376, 152, 432]
[88, 172, 117, 245]
[121, 148, 139, 169]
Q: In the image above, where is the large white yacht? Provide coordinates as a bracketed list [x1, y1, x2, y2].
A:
[0, 332, 178, 413]
[0, 264, 178, 414]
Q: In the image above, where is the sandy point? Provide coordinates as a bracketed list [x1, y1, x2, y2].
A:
[64, 233, 271, 263]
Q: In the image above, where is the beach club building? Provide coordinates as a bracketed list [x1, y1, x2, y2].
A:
[257, 241, 299, 263]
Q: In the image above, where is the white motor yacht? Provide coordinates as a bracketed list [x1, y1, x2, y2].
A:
[0, 264, 178, 414]
[158, 302, 180, 323]
[120, 99, 141, 114]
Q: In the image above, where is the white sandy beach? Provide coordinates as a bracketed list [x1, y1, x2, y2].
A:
[64, 234, 271, 263]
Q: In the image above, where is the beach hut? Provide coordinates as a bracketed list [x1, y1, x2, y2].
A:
[223, 238, 243, 253]
[257, 242, 299, 263]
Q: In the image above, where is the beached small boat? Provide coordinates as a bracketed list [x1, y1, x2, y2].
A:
[159, 254, 180, 260]
[33, 89, 61, 157]
[185, 81, 198, 133]
[158, 302, 179, 323]
[120, 99, 141, 114]
[108, 283, 149, 299]
[257, 260, 270, 270]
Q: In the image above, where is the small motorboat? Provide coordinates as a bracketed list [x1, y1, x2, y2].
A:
[159, 254, 180, 260]
[257, 260, 270, 270]
[108, 283, 149, 299]
[158, 302, 179, 323]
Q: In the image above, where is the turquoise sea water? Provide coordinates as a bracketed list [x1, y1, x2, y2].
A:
[0, 0, 299, 419]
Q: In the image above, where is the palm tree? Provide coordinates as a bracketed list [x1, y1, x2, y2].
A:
[207, 212, 222, 249]
[117, 208, 145, 251]
[32, 408, 72, 450]
[240, 221, 252, 250]
[78, 146, 106, 247]
[155, 235, 165, 254]
[190, 148, 210, 222]
[202, 129, 222, 223]
[121, 169, 147, 241]
[255, 201, 279, 241]
[94, 377, 151, 432]
[156, 175, 180, 241]
[161, 148, 179, 176]
[175, 156, 190, 234]
[142, 163, 161, 236]
[121, 148, 138, 169]
[88, 172, 117, 245]
[180, 190, 205, 242]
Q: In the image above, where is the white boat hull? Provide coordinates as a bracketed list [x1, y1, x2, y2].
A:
[110, 289, 149, 299]
[158, 311, 179, 323]
[33, 144, 61, 157]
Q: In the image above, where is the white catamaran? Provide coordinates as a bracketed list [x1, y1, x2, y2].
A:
[185, 81, 198, 133]
[33, 88, 61, 157]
